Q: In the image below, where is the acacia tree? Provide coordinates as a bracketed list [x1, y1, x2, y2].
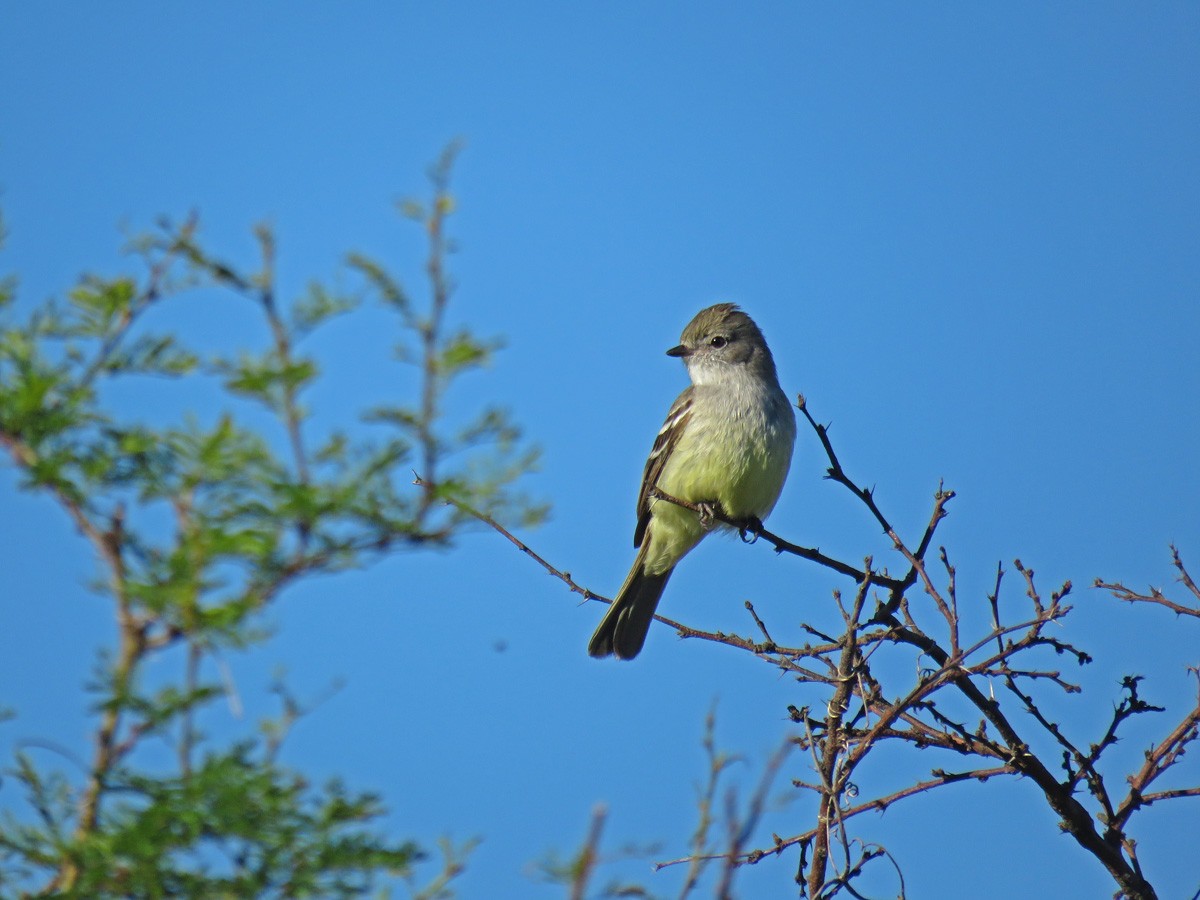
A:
[0, 148, 544, 898]
[462, 400, 1199, 900]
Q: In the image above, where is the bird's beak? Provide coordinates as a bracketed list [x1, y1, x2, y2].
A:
[666, 344, 691, 358]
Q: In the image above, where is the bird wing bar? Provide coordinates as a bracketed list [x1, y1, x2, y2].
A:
[633, 386, 693, 548]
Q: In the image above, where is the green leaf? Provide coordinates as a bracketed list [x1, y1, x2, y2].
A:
[102, 333, 199, 376]
[347, 253, 409, 316]
[218, 352, 317, 408]
[437, 329, 499, 375]
[293, 281, 359, 336]
[68, 276, 137, 337]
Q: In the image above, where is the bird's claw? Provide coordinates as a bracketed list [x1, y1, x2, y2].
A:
[739, 516, 764, 544]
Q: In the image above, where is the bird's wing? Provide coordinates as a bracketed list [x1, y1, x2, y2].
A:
[633, 386, 694, 548]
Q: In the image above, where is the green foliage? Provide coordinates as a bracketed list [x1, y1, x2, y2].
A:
[291, 281, 359, 337]
[0, 153, 538, 895]
[1, 744, 421, 900]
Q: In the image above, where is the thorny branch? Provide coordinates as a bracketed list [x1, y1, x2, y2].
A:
[645, 483, 905, 590]
[1095, 544, 1200, 620]
[458, 394, 1198, 899]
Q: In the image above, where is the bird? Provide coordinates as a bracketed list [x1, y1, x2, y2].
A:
[588, 303, 796, 659]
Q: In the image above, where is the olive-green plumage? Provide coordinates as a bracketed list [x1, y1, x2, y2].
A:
[589, 304, 796, 660]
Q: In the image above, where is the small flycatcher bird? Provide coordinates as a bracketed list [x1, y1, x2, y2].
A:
[588, 303, 796, 660]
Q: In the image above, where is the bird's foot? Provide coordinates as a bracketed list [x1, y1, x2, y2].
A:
[739, 516, 764, 544]
[697, 501, 718, 530]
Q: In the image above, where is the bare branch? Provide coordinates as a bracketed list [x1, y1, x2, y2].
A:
[1096, 545, 1200, 619]
[744, 766, 1011, 868]
[1110, 669, 1200, 835]
[568, 805, 607, 900]
[646, 484, 901, 589]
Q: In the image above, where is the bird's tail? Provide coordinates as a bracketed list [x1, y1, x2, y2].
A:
[588, 547, 673, 660]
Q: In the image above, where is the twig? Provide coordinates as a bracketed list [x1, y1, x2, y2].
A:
[569, 805, 607, 900]
[416, 473, 607, 607]
[1095, 544, 1200, 619]
[726, 736, 792, 879]
[252, 225, 312, 512]
[679, 705, 739, 899]
[666, 765, 1010, 872]
[1110, 669, 1200, 835]
[414, 142, 462, 525]
[647, 485, 903, 590]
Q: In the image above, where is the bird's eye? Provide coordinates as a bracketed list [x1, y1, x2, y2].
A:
[710, 335, 728, 348]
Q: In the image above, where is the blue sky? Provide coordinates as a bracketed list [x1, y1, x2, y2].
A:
[2, 4, 1198, 897]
